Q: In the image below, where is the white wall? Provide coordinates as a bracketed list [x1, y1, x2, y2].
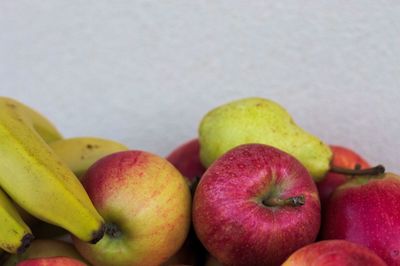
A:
[1, 1, 399, 173]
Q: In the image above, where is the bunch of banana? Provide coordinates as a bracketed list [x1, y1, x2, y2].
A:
[0, 188, 33, 254]
[32, 137, 129, 239]
[0, 97, 128, 254]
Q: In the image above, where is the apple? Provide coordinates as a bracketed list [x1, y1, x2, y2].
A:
[16, 256, 86, 266]
[3, 239, 86, 266]
[166, 138, 209, 265]
[282, 239, 387, 266]
[72, 150, 192, 266]
[193, 143, 321, 266]
[317, 145, 370, 209]
[166, 138, 206, 183]
[321, 172, 400, 266]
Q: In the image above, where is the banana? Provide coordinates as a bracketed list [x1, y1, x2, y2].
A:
[0, 97, 104, 243]
[50, 137, 129, 178]
[5, 97, 63, 143]
[0, 188, 34, 254]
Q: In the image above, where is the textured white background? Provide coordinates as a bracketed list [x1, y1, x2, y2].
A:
[1, 1, 399, 173]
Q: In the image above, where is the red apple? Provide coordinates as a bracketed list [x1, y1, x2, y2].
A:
[193, 143, 321, 266]
[282, 240, 387, 266]
[317, 145, 370, 208]
[16, 256, 86, 266]
[321, 172, 400, 266]
[166, 138, 209, 265]
[72, 150, 192, 266]
[166, 138, 206, 182]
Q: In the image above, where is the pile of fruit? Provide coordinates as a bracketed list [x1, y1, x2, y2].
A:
[0, 96, 398, 266]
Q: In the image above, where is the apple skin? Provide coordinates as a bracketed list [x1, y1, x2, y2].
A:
[72, 150, 192, 266]
[16, 256, 87, 266]
[166, 138, 206, 182]
[193, 143, 321, 266]
[317, 145, 370, 209]
[282, 240, 387, 266]
[321, 172, 400, 266]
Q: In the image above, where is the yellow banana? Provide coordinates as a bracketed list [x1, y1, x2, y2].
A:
[0, 188, 34, 254]
[5, 98, 63, 143]
[50, 137, 129, 178]
[0, 97, 104, 243]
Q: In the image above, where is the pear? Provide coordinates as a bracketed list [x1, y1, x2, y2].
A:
[199, 97, 333, 180]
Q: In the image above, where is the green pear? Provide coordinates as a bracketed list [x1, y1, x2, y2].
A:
[199, 97, 332, 180]
[2, 239, 87, 266]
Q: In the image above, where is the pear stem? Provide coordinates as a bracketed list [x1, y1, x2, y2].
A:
[330, 164, 385, 176]
[262, 195, 305, 207]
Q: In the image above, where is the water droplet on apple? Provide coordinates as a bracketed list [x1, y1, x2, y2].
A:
[238, 163, 245, 169]
[391, 249, 399, 258]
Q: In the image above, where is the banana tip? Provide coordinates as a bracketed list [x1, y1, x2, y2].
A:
[17, 233, 35, 254]
[90, 223, 106, 244]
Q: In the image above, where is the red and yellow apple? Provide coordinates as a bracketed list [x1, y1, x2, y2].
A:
[72, 150, 192, 266]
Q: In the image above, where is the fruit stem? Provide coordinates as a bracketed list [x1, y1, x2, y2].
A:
[262, 195, 305, 207]
[105, 222, 122, 239]
[330, 164, 385, 176]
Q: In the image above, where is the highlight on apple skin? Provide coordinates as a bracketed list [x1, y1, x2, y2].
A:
[193, 143, 321, 266]
[282, 239, 387, 266]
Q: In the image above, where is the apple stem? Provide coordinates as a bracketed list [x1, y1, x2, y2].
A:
[262, 195, 305, 207]
[330, 164, 385, 176]
[105, 223, 122, 239]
